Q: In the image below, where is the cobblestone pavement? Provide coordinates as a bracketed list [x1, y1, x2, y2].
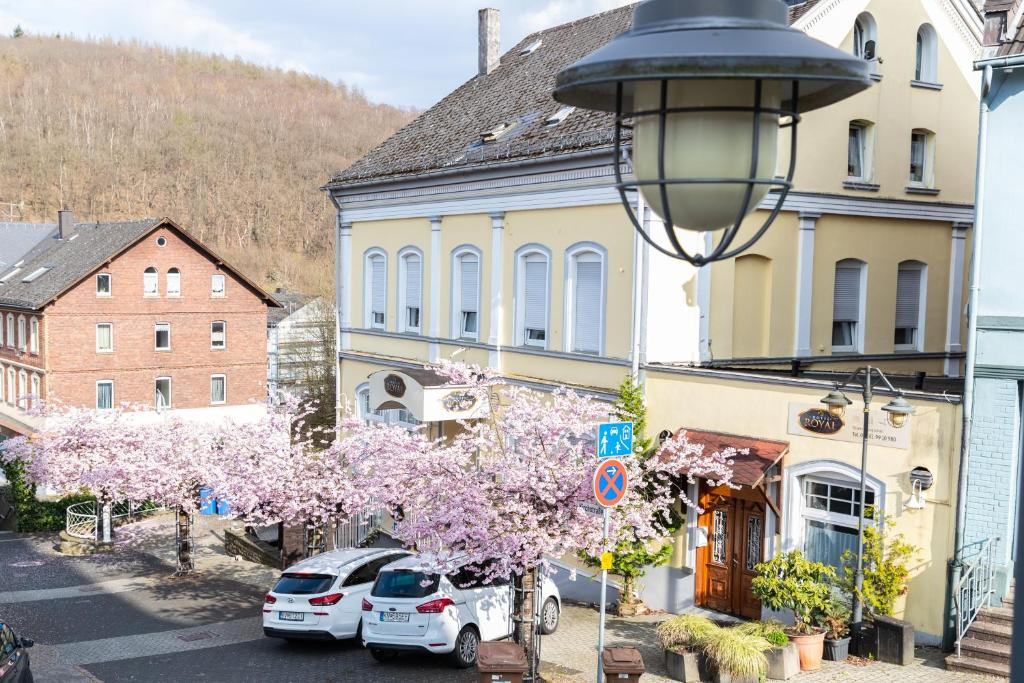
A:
[0, 524, 1005, 682]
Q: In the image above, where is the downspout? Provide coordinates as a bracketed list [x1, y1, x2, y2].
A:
[331, 196, 344, 436]
[630, 190, 646, 380]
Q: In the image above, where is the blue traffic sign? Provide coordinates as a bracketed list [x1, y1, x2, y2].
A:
[597, 421, 634, 458]
[593, 458, 628, 508]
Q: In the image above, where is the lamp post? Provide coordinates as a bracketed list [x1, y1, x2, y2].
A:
[554, 0, 875, 266]
[820, 367, 914, 629]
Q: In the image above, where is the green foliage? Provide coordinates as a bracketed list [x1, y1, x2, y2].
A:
[751, 551, 836, 634]
[656, 614, 717, 653]
[11, 25, 24, 38]
[735, 620, 789, 647]
[839, 514, 917, 617]
[614, 375, 651, 454]
[817, 592, 851, 639]
[701, 628, 770, 678]
[1, 460, 92, 532]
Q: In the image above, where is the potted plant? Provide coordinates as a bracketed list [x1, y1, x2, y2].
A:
[819, 594, 851, 661]
[656, 614, 716, 682]
[702, 627, 771, 683]
[751, 551, 836, 671]
[736, 621, 798, 680]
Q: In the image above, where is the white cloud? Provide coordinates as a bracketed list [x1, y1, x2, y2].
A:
[517, 0, 635, 34]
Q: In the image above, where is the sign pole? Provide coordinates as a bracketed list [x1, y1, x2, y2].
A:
[597, 507, 609, 683]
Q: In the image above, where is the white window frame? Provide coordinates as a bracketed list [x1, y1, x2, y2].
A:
[96, 323, 114, 353]
[915, 24, 938, 83]
[514, 244, 551, 349]
[894, 261, 927, 352]
[363, 248, 388, 330]
[450, 246, 483, 341]
[211, 320, 226, 349]
[30, 373, 39, 409]
[144, 267, 159, 296]
[16, 315, 25, 352]
[211, 273, 226, 297]
[29, 317, 38, 354]
[397, 247, 423, 335]
[563, 242, 606, 355]
[909, 129, 936, 188]
[155, 376, 172, 410]
[210, 374, 226, 405]
[96, 273, 111, 297]
[154, 322, 171, 351]
[166, 268, 181, 297]
[5, 314, 13, 348]
[17, 370, 26, 409]
[853, 12, 878, 68]
[831, 259, 867, 354]
[847, 121, 874, 182]
[5, 367, 13, 405]
[96, 380, 114, 410]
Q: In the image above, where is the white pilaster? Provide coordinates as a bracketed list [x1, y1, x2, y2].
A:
[338, 219, 353, 351]
[697, 231, 713, 363]
[428, 216, 443, 362]
[488, 212, 505, 370]
[793, 212, 820, 357]
[945, 222, 970, 376]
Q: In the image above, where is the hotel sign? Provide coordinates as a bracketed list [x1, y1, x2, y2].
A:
[787, 403, 909, 450]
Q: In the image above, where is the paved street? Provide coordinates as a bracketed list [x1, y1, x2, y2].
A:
[0, 521, 1005, 682]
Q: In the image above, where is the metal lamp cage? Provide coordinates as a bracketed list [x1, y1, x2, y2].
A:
[612, 78, 801, 266]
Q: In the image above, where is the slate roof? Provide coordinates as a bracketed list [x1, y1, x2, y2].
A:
[268, 289, 314, 326]
[667, 428, 789, 488]
[0, 222, 58, 270]
[328, 3, 810, 188]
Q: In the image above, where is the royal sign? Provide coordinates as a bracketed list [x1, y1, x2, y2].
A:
[787, 402, 909, 450]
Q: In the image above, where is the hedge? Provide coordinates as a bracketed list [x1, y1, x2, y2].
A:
[1, 460, 94, 533]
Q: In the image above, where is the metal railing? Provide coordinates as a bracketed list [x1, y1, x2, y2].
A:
[953, 537, 999, 657]
[333, 509, 384, 549]
[65, 499, 164, 541]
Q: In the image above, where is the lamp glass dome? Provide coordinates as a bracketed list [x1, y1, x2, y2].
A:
[821, 390, 851, 418]
[882, 396, 914, 429]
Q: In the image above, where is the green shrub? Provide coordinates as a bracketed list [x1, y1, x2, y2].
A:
[1, 460, 93, 532]
[736, 620, 789, 647]
[839, 513, 918, 618]
[751, 551, 836, 634]
[656, 614, 717, 653]
[818, 593, 851, 639]
[702, 628, 770, 678]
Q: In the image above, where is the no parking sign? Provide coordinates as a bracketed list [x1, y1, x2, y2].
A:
[592, 458, 628, 508]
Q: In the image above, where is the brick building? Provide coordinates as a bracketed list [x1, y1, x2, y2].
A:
[0, 212, 279, 436]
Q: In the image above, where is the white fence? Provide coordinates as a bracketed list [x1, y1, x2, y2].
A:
[65, 500, 164, 540]
[333, 509, 385, 549]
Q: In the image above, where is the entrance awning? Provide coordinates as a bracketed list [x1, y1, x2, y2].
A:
[367, 368, 489, 422]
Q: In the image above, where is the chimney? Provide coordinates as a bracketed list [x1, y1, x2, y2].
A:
[57, 209, 73, 240]
[478, 8, 500, 76]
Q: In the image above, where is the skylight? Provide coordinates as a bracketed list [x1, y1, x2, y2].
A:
[481, 122, 514, 143]
[22, 267, 51, 283]
[0, 268, 21, 283]
[520, 39, 542, 56]
[545, 106, 576, 126]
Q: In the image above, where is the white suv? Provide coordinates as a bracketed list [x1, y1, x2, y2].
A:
[361, 554, 561, 668]
[262, 547, 410, 641]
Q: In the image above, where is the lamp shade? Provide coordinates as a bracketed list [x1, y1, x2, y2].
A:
[821, 389, 852, 418]
[882, 395, 914, 429]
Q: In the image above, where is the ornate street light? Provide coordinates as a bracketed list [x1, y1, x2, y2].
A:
[821, 389, 853, 419]
[881, 395, 914, 429]
[554, 0, 874, 266]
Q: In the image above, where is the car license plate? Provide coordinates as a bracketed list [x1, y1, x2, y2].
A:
[279, 611, 304, 621]
[379, 611, 410, 623]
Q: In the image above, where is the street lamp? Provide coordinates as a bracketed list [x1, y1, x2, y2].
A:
[819, 366, 914, 633]
[553, 0, 874, 266]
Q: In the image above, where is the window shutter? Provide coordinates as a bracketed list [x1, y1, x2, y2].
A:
[460, 255, 479, 312]
[895, 266, 921, 328]
[371, 257, 386, 315]
[833, 265, 861, 322]
[573, 259, 602, 353]
[523, 258, 547, 331]
[405, 256, 421, 308]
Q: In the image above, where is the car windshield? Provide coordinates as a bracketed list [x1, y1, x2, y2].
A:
[372, 569, 440, 598]
[272, 573, 335, 595]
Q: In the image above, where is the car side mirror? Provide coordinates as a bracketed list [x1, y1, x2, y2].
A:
[17, 636, 33, 648]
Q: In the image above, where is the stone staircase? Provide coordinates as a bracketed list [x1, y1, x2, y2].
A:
[946, 581, 1014, 678]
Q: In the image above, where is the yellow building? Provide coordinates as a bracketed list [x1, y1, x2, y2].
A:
[325, 0, 982, 642]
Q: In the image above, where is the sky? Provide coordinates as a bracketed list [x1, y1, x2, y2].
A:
[0, 0, 635, 109]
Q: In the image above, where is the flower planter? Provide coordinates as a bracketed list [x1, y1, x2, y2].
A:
[765, 643, 800, 681]
[788, 630, 825, 671]
[823, 636, 850, 661]
[664, 649, 708, 683]
[714, 670, 759, 683]
[853, 623, 877, 659]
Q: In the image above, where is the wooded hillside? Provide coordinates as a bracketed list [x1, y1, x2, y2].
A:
[0, 34, 415, 297]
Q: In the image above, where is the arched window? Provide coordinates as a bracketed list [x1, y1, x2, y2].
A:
[354, 382, 421, 427]
[166, 268, 181, 297]
[29, 374, 39, 410]
[16, 315, 25, 351]
[143, 267, 158, 296]
[6, 367, 14, 405]
[363, 249, 387, 330]
[847, 120, 875, 181]
[894, 260, 927, 350]
[915, 24, 938, 83]
[17, 370, 26, 410]
[5, 314, 13, 348]
[564, 243, 606, 355]
[451, 246, 482, 341]
[514, 245, 551, 348]
[853, 13, 877, 63]
[832, 259, 867, 353]
[397, 247, 423, 334]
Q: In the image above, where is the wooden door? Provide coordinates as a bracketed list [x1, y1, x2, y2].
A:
[696, 485, 765, 619]
[734, 499, 765, 619]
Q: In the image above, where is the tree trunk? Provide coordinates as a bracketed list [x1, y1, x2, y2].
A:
[513, 566, 541, 681]
[175, 506, 195, 574]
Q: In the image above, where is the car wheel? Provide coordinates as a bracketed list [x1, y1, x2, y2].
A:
[449, 626, 480, 668]
[369, 647, 398, 663]
[540, 597, 560, 635]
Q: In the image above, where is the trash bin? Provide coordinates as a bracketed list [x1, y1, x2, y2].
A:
[602, 646, 645, 682]
[198, 487, 216, 515]
[216, 497, 231, 516]
[476, 642, 528, 683]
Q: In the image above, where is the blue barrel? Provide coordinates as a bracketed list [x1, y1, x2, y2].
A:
[216, 497, 231, 516]
[199, 487, 216, 515]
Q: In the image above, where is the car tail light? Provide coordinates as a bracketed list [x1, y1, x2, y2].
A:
[264, 594, 277, 604]
[361, 598, 373, 611]
[308, 593, 344, 606]
[416, 598, 455, 614]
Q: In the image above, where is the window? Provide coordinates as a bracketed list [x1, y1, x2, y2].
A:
[144, 267, 158, 296]
[96, 380, 113, 409]
[451, 247, 481, 340]
[17, 316, 25, 351]
[915, 24, 938, 83]
[515, 246, 550, 348]
[156, 236, 167, 247]
[96, 273, 111, 296]
[909, 129, 935, 186]
[17, 371, 26, 409]
[5, 367, 13, 405]
[154, 322, 170, 350]
[847, 121, 873, 181]
[5, 314, 12, 348]
[853, 13, 877, 63]
[155, 377, 171, 409]
[832, 259, 866, 353]
[364, 250, 387, 329]
[166, 268, 181, 297]
[96, 323, 113, 352]
[30, 374, 39, 409]
[29, 317, 38, 354]
[355, 382, 418, 428]
[566, 245, 605, 355]
[894, 261, 926, 350]
[210, 374, 226, 404]
[211, 273, 225, 297]
[0, 366, 5, 402]
[211, 321, 226, 349]
[397, 248, 422, 334]
[801, 477, 876, 569]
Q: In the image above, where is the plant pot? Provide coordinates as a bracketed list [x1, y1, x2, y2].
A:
[714, 670, 759, 683]
[765, 643, 800, 681]
[823, 636, 851, 661]
[873, 615, 914, 666]
[664, 648, 706, 683]
[853, 622, 877, 659]
[787, 630, 825, 671]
